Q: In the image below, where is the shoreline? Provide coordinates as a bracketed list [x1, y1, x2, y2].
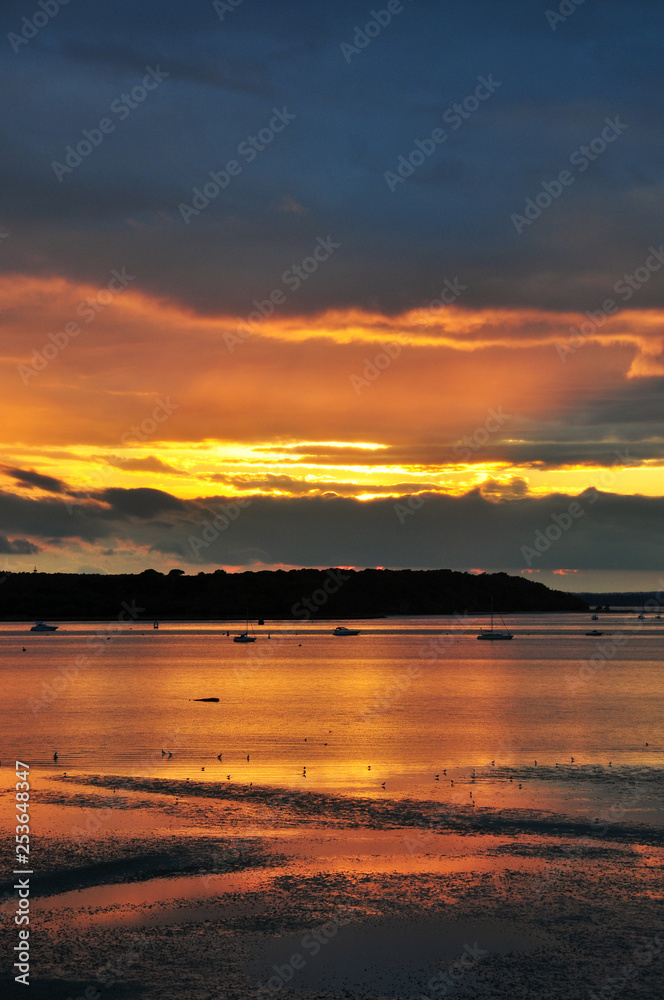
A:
[1, 770, 663, 998]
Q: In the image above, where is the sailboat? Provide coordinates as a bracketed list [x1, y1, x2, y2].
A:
[233, 611, 256, 643]
[477, 599, 513, 641]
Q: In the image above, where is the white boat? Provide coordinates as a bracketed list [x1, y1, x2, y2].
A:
[477, 601, 513, 641]
[332, 626, 360, 636]
[233, 612, 256, 643]
[30, 621, 58, 632]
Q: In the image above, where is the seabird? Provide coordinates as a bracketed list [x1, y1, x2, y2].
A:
[53, 751, 58, 761]
[381, 781, 386, 788]
[161, 750, 167, 756]
[201, 767, 205, 771]
[246, 754, 250, 761]
[227, 774, 231, 780]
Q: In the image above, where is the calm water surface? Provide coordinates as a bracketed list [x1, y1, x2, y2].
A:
[1, 614, 662, 804]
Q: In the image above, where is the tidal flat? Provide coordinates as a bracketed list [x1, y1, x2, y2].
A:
[1, 768, 663, 999]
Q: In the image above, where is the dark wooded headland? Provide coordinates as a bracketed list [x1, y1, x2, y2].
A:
[1, 568, 588, 621]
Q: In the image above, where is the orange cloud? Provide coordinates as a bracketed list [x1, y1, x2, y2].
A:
[2, 273, 664, 505]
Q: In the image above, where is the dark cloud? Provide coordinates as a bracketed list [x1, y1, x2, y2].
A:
[0, 533, 40, 555]
[3, 467, 67, 494]
[2, 0, 664, 314]
[0, 486, 662, 573]
[98, 487, 187, 519]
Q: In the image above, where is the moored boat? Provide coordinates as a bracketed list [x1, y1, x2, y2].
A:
[477, 600, 513, 641]
[30, 621, 58, 632]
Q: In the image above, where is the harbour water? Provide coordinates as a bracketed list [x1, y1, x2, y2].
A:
[2, 614, 662, 820]
[1, 614, 663, 998]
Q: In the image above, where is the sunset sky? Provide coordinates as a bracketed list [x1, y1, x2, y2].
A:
[2, 0, 664, 590]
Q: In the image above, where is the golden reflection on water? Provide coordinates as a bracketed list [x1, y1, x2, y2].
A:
[1, 618, 662, 805]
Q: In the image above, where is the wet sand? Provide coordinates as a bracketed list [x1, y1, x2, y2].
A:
[1, 769, 663, 998]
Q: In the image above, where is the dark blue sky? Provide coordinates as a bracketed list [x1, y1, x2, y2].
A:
[2, 0, 663, 315]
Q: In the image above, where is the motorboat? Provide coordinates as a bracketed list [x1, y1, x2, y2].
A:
[332, 626, 360, 636]
[30, 621, 58, 632]
[477, 600, 513, 641]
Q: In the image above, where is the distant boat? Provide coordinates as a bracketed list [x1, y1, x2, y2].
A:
[153, 621, 159, 629]
[332, 626, 360, 636]
[30, 621, 58, 632]
[477, 600, 513, 641]
[591, 614, 599, 621]
[586, 630, 604, 636]
[233, 611, 256, 643]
